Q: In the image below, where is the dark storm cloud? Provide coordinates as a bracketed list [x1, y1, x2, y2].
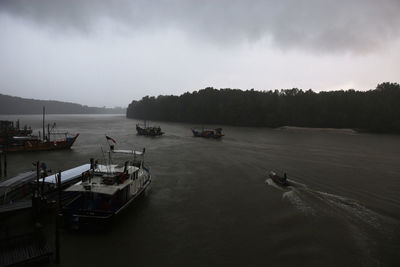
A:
[1, 0, 400, 53]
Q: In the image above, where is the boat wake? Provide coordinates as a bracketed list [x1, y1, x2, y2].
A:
[265, 177, 396, 234]
[265, 176, 398, 262]
[265, 178, 316, 215]
[282, 188, 317, 216]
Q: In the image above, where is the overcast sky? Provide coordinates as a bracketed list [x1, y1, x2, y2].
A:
[1, 0, 399, 107]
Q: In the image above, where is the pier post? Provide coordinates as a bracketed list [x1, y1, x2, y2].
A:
[36, 161, 40, 197]
[33, 161, 40, 221]
[55, 170, 61, 264]
[3, 148, 7, 177]
[40, 163, 47, 196]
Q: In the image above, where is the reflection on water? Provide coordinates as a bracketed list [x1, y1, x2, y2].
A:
[1, 114, 400, 266]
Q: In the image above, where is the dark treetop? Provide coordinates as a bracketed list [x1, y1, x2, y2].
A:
[127, 82, 400, 134]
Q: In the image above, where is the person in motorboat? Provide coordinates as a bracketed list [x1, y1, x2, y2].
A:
[269, 171, 289, 186]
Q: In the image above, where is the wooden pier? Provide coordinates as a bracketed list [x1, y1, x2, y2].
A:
[0, 161, 91, 265]
[0, 231, 52, 266]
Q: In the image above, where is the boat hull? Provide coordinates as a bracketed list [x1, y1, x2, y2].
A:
[192, 129, 224, 139]
[62, 179, 151, 230]
[1, 134, 79, 152]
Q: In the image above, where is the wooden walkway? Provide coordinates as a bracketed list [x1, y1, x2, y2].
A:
[0, 200, 31, 216]
[0, 232, 52, 266]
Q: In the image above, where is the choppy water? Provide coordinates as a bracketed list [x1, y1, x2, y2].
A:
[1, 114, 400, 266]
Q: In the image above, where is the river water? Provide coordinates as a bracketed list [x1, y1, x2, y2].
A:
[1, 114, 400, 266]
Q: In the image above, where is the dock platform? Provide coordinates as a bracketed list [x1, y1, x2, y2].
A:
[0, 231, 52, 266]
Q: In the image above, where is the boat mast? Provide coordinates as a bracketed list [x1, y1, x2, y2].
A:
[47, 123, 50, 142]
[42, 106, 45, 141]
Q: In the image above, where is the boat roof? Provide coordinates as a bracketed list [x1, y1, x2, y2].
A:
[64, 164, 140, 195]
[65, 180, 132, 195]
[0, 171, 36, 188]
[45, 164, 91, 184]
[111, 149, 143, 155]
[0, 164, 91, 189]
[95, 164, 139, 174]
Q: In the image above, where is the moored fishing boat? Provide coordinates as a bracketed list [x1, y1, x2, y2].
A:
[2, 134, 79, 152]
[0, 108, 79, 152]
[61, 144, 151, 230]
[192, 128, 224, 138]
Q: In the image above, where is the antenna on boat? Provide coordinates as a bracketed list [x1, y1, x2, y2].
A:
[133, 146, 137, 164]
[142, 147, 145, 166]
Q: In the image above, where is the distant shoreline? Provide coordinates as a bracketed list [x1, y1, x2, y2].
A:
[0, 93, 126, 115]
[277, 126, 357, 134]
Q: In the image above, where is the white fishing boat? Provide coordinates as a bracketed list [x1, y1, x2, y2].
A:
[61, 146, 151, 230]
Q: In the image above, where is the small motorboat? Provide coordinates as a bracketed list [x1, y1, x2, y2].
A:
[269, 171, 289, 186]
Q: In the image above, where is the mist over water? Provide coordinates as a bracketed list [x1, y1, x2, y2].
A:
[1, 114, 400, 266]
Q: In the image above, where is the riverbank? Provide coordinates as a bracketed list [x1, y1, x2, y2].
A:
[277, 126, 357, 134]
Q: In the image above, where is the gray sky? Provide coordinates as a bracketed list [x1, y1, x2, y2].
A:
[1, 0, 399, 107]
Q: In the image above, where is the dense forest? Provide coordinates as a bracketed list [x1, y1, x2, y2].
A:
[0, 94, 125, 114]
[127, 82, 400, 133]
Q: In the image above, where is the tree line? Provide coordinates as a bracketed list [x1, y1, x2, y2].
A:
[126, 82, 400, 133]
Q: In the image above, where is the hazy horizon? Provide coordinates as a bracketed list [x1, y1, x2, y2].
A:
[1, 0, 399, 107]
